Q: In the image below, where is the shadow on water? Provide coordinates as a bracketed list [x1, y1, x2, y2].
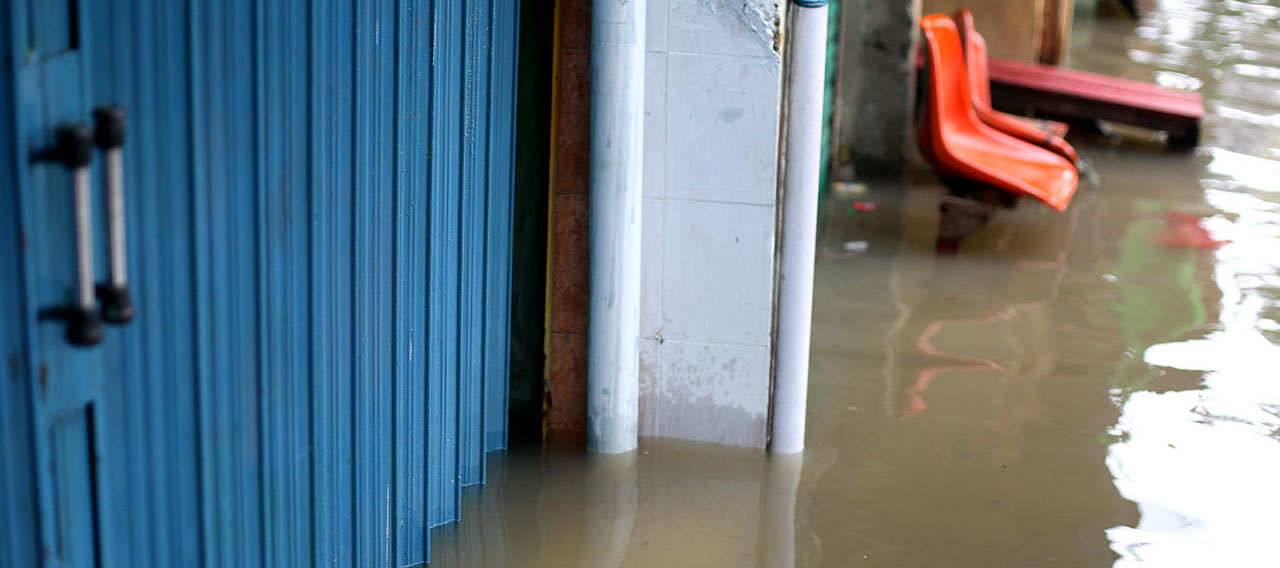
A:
[431, 0, 1280, 565]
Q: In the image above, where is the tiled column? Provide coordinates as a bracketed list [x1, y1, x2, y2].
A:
[638, 0, 784, 448]
[547, 0, 593, 435]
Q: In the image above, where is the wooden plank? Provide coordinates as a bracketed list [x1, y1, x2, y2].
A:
[0, 7, 40, 565]
[987, 57, 1203, 147]
[1037, 0, 1074, 65]
[993, 61, 1197, 101]
[989, 58, 1203, 118]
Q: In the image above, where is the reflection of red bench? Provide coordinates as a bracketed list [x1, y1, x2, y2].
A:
[987, 58, 1204, 149]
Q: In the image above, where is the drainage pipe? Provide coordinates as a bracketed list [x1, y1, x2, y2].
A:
[587, 0, 645, 453]
[771, 0, 829, 454]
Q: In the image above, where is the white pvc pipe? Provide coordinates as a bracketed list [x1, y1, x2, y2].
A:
[772, 2, 829, 455]
[587, 0, 646, 454]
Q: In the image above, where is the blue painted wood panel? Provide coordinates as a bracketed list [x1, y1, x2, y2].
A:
[8, 2, 106, 566]
[0, 5, 41, 568]
[86, 1, 202, 566]
[1, 0, 521, 566]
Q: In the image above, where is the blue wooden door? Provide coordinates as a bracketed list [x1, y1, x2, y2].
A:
[1, 0, 520, 566]
[3, 2, 108, 566]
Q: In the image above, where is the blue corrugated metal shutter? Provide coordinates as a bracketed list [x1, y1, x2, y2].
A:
[0, 0, 520, 566]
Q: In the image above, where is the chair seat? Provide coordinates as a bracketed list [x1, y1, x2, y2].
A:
[920, 13, 1078, 211]
[974, 104, 1079, 164]
[1014, 115, 1069, 139]
[936, 121, 1078, 211]
[955, 10, 1079, 165]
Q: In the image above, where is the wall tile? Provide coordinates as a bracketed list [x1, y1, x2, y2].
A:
[562, 0, 592, 50]
[646, 0, 669, 52]
[638, 337, 662, 436]
[668, 0, 779, 58]
[650, 339, 770, 447]
[556, 49, 591, 196]
[639, 197, 664, 338]
[661, 200, 774, 346]
[548, 333, 589, 432]
[551, 194, 590, 334]
[665, 53, 781, 206]
[644, 52, 667, 199]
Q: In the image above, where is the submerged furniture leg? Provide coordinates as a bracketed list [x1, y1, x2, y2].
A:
[936, 194, 995, 253]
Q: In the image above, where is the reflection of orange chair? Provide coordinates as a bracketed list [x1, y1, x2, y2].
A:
[919, 14, 1078, 211]
[899, 316, 1007, 418]
[955, 10, 1079, 165]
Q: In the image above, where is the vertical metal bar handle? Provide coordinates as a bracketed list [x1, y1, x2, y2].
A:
[93, 106, 134, 324]
[34, 124, 104, 346]
[74, 148, 94, 309]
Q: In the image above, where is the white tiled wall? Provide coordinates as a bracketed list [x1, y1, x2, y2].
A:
[640, 0, 783, 448]
[666, 54, 780, 206]
[660, 200, 774, 345]
[639, 197, 664, 338]
[669, 0, 779, 58]
[643, 54, 667, 199]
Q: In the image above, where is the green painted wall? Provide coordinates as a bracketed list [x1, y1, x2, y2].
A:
[819, 0, 842, 209]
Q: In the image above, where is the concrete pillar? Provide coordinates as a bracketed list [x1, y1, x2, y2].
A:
[830, 0, 920, 180]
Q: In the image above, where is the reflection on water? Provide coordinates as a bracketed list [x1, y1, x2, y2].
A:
[430, 438, 802, 567]
[1072, 1, 1280, 565]
[431, 0, 1280, 565]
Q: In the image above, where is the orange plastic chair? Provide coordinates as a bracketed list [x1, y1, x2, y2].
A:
[918, 14, 1077, 211]
[955, 10, 1078, 165]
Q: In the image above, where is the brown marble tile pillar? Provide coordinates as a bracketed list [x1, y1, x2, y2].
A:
[546, 0, 593, 435]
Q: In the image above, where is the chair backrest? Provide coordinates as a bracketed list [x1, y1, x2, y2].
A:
[955, 10, 994, 108]
[920, 14, 983, 139]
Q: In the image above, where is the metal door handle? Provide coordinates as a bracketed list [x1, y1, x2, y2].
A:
[34, 124, 104, 346]
[93, 106, 134, 324]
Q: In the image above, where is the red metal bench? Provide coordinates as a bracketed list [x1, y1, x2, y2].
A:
[986, 57, 1204, 148]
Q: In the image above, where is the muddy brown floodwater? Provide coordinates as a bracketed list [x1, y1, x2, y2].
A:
[430, 1, 1280, 565]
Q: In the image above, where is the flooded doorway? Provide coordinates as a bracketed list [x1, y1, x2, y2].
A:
[432, 1, 1280, 565]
